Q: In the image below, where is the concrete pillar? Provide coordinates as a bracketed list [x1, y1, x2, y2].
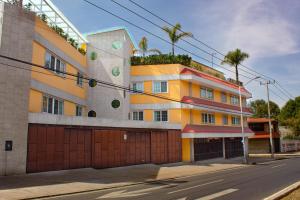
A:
[222, 138, 226, 159]
[190, 138, 194, 162]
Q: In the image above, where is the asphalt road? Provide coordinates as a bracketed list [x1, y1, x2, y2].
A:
[42, 157, 300, 200]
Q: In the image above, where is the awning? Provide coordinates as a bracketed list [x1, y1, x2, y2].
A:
[182, 124, 255, 138]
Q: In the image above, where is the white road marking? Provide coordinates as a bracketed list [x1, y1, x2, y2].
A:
[195, 188, 238, 200]
[96, 184, 176, 199]
[271, 164, 286, 168]
[176, 198, 187, 200]
[168, 179, 224, 194]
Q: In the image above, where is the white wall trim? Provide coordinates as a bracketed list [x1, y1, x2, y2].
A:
[31, 79, 87, 106]
[28, 113, 181, 130]
[130, 103, 252, 116]
[182, 132, 254, 138]
[131, 74, 251, 98]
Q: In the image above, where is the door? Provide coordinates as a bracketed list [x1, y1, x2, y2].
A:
[225, 137, 243, 158]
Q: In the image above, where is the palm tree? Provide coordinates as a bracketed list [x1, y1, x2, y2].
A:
[162, 23, 193, 56]
[221, 48, 249, 84]
[133, 37, 161, 57]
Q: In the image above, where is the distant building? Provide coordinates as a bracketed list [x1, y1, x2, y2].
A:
[248, 118, 280, 153]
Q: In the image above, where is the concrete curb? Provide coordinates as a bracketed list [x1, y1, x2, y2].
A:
[22, 165, 247, 200]
[263, 181, 300, 200]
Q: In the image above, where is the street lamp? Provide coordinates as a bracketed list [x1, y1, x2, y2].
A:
[238, 76, 260, 164]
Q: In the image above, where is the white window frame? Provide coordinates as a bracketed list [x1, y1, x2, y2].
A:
[230, 95, 239, 105]
[231, 116, 241, 125]
[42, 94, 64, 115]
[132, 82, 144, 93]
[132, 111, 144, 121]
[45, 51, 66, 77]
[76, 105, 83, 116]
[200, 87, 214, 100]
[201, 113, 215, 124]
[153, 110, 168, 122]
[152, 81, 168, 93]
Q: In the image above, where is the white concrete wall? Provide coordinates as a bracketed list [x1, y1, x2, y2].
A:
[281, 140, 300, 152]
[86, 29, 132, 120]
[0, 3, 35, 175]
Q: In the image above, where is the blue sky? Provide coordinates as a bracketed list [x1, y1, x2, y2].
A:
[52, 0, 300, 107]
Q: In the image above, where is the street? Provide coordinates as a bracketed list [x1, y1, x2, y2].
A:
[42, 157, 300, 200]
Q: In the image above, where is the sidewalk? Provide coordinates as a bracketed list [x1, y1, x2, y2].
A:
[0, 157, 245, 200]
[0, 155, 297, 200]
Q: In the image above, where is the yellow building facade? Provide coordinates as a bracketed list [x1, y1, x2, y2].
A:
[130, 64, 254, 161]
[28, 17, 88, 117]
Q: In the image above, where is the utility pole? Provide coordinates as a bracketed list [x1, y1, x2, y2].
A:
[260, 80, 275, 159]
[239, 76, 260, 164]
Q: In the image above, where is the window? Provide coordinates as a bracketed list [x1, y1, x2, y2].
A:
[153, 81, 167, 93]
[230, 95, 239, 105]
[77, 72, 83, 87]
[132, 111, 144, 121]
[201, 113, 215, 124]
[42, 95, 63, 115]
[200, 87, 214, 100]
[76, 105, 83, 116]
[154, 110, 168, 122]
[132, 82, 144, 92]
[45, 51, 66, 76]
[221, 92, 227, 103]
[232, 116, 241, 125]
[222, 115, 228, 125]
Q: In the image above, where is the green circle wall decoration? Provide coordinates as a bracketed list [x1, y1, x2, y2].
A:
[112, 67, 120, 77]
[111, 99, 120, 109]
[90, 51, 97, 60]
[112, 41, 123, 49]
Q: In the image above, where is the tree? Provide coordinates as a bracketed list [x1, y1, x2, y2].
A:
[133, 37, 161, 57]
[162, 23, 193, 56]
[250, 99, 280, 119]
[279, 97, 300, 135]
[221, 49, 249, 84]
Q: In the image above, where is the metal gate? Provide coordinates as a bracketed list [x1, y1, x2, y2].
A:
[225, 138, 243, 158]
[194, 138, 223, 161]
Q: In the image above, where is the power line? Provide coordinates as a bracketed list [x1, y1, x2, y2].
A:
[127, 0, 293, 99]
[82, 0, 292, 102]
[0, 54, 254, 115]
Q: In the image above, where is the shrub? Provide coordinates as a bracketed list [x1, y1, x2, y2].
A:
[131, 54, 191, 66]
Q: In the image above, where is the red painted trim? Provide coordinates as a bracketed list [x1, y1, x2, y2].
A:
[181, 96, 253, 114]
[180, 68, 251, 94]
[182, 124, 254, 134]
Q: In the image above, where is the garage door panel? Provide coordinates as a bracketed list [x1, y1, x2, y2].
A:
[194, 138, 223, 161]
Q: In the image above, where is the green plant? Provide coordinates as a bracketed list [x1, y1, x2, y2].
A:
[162, 23, 193, 56]
[68, 38, 78, 49]
[38, 14, 47, 23]
[24, 3, 32, 11]
[221, 49, 249, 84]
[131, 54, 191, 66]
[133, 36, 161, 57]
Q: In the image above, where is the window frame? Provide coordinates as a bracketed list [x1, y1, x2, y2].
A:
[45, 51, 66, 77]
[132, 82, 144, 93]
[152, 81, 168, 93]
[201, 113, 215, 124]
[77, 72, 84, 87]
[231, 116, 241, 125]
[42, 94, 64, 115]
[222, 114, 228, 125]
[200, 87, 214, 100]
[76, 105, 83, 116]
[221, 92, 227, 103]
[132, 111, 144, 121]
[153, 110, 168, 122]
[230, 95, 239, 105]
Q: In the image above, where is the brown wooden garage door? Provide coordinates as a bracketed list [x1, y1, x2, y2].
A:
[27, 125, 92, 173]
[93, 130, 151, 168]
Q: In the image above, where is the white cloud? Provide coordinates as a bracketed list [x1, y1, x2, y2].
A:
[222, 0, 299, 58]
